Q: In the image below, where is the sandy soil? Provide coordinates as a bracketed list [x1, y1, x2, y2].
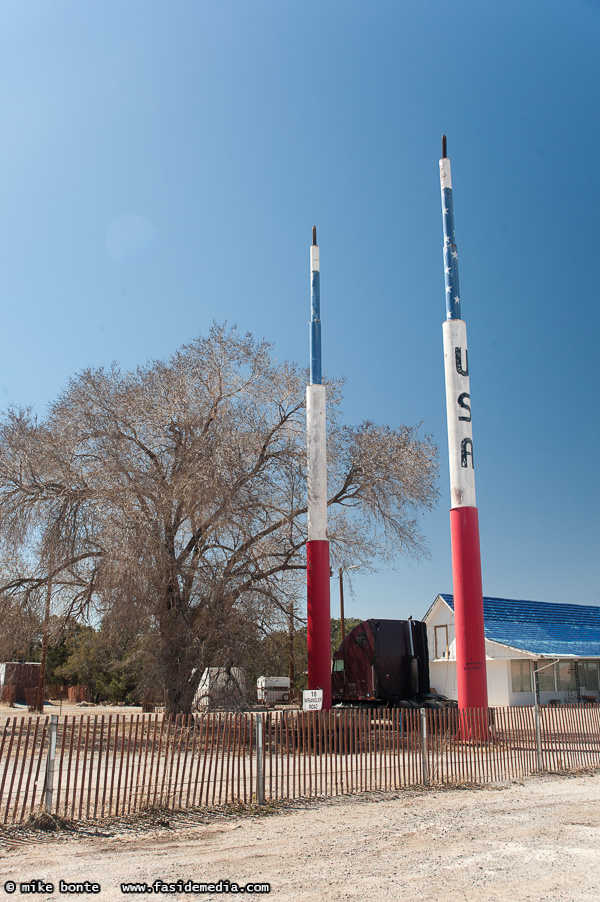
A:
[0, 772, 599, 901]
[0, 703, 146, 718]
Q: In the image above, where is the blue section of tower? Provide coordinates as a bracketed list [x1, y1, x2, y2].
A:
[310, 269, 322, 385]
[441, 184, 461, 321]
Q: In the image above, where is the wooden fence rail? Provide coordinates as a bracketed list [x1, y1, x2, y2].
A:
[1, 705, 599, 824]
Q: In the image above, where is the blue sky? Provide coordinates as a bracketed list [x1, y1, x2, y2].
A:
[0, 0, 598, 624]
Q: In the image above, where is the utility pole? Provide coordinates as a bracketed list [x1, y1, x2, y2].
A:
[338, 565, 358, 642]
[338, 567, 345, 641]
[288, 599, 295, 696]
[36, 561, 53, 713]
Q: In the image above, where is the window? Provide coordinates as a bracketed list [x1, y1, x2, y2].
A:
[434, 625, 449, 659]
[536, 662, 556, 692]
[355, 633, 367, 648]
[557, 661, 576, 692]
[511, 660, 533, 693]
[332, 659, 344, 672]
[580, 661, 599, 691]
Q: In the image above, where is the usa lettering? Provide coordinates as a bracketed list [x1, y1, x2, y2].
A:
[455, 346, 474, 469]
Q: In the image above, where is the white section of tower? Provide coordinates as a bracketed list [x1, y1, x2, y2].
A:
[306, 383, 327, 541]
[443, 318, 477, 509]
[439, 158, 452, 190]
[310, 245, 320, 272]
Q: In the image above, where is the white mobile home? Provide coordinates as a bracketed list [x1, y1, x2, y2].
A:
[256, 676, 291, 705]
[194, 667, 246, 710]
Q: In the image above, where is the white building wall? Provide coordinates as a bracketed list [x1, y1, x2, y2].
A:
[426, 597, 456, 661]
[484, 641, 530, 661]
[509, 682, 580, 707]
[486, 659, 511, 706]
[430, 657, 513, 705]
[429, 659, 457, 699]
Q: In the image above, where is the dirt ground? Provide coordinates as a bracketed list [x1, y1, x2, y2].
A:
[0, 702, 146, 718]
[0, 772, 599, 901]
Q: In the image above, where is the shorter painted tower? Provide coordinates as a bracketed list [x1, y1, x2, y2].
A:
[439, 137, 488, 710]
[306, 226, 332, 709]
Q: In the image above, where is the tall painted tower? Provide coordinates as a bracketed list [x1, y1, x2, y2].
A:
[439, 137, 488, 710]
[306, 226, 332, 709]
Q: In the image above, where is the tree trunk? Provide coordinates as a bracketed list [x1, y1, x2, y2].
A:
[157, 589, 202, 716]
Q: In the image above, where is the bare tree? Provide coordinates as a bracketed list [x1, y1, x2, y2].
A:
[0, 324, 438, 714]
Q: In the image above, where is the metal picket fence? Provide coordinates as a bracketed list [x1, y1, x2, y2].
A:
[1, 704, 599, 824]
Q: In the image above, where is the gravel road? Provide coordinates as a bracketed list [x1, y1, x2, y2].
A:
[0, 772, 599, 901]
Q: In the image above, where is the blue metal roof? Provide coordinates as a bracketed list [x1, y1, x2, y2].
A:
[440, 594, 600, 657]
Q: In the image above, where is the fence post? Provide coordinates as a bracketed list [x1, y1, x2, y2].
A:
[420, 708, 429, 785]
[44, 715, 59, 813]
[255, 715, 265, 805]
[534, 704, 544, 772]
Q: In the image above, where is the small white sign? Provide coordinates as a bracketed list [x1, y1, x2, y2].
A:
[303, 689, 323, 711]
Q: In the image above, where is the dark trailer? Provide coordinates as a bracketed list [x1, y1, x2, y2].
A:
[331, 619, 433, 707]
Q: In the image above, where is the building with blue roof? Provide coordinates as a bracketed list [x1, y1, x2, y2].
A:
[423, 594, 600, 706]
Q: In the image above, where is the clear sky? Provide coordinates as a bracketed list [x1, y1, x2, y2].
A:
[0, 0, 598, 624]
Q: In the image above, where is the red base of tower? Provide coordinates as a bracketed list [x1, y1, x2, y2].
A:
[450, 506, 488, 710]
[307, 539, 332, 709]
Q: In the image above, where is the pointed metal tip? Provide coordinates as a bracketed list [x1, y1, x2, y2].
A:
[312, 225, 317, 245]
[442, 135, 447, 158]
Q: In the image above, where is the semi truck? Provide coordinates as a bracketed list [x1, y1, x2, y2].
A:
[331, 618, 456, 708]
